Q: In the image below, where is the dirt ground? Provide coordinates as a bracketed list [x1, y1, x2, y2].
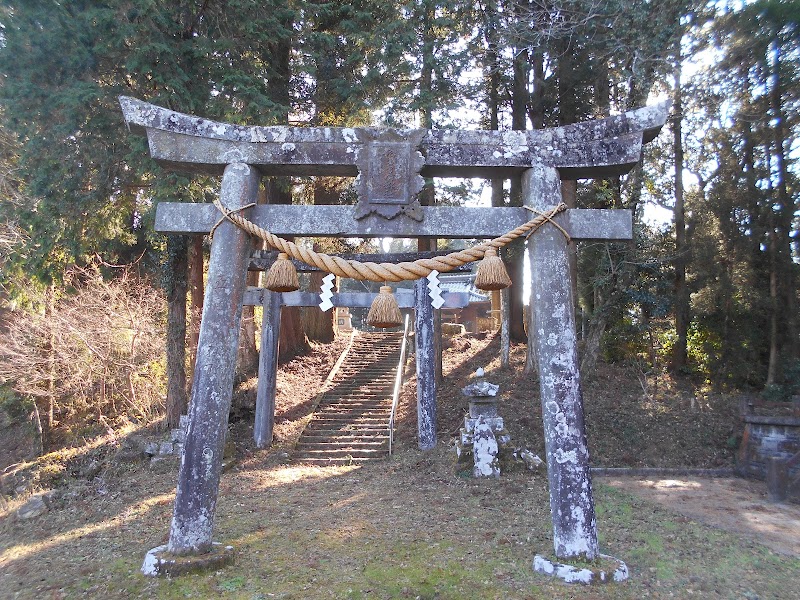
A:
[603, 475, 800, 558]
[3, 448, 800, 599]
[3, 332, 800, 599]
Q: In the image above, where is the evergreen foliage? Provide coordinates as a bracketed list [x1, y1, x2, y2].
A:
[0, 0, 798, 444]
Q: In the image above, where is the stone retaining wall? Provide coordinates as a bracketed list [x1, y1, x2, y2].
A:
[738, 415, 800, 501]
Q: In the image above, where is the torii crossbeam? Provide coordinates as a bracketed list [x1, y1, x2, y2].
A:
[122, 97, 668, 579]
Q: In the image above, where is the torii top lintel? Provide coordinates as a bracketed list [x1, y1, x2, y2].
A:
[120, 96, 668, 181]
[120, 96, 669, 238]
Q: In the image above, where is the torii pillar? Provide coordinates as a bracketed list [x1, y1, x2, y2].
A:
[169, 164, 259, 555]
[525, 165, 597, 559]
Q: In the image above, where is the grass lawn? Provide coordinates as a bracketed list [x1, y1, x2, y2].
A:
[2, 445, 798, 599]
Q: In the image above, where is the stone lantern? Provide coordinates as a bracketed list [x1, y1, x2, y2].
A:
[456, 368, 512, 477]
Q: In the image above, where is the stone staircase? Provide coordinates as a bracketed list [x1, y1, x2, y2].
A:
[294, 331, 404, 465]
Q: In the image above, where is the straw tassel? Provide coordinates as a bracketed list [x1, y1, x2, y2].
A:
[367, 285, 403, 328]
[264, 252, 300, 292]
[474, 246, 511, 291]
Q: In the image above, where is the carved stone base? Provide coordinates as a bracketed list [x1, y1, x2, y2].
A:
[141, 543, 235, 577]
[533, 553, 628, 584]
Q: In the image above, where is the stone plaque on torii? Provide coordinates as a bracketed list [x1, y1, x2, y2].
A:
[121, 96, 668, 579]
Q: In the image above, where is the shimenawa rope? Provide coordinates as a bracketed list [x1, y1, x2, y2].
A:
[211, 198, 568, 282]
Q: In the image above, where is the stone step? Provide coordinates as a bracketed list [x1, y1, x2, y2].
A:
[317, 407, 391, 414]
[304, 422, 389, 430]
[333, 380, 394, 385]
[293, 331, 404, 464]
[294, 448, 388, 460]
[295, 447, 388, 457]
[309, 417, 387, 426]
[344, 358, 396, 362]
[309, 418, 389, 424]
[294, 457, 385, 465]
[318, 399, 392, 406]
[318, 400, 391, 407]
[320, 393, 392, 399]
[327, 388, 393, 394]
[316, 408, 390, 416]
[300, 430, 389, 439]
[317, 411, 390, 418]
[336, 369, 396, 374]
[350, 346, 398, 350]
[319, 393, 392, 399]
[303, 432, 388, 441]
[296, 440, 388, 450]
[322, 398, 389, 404]
[327, 379, 391, 384]
[342, 360, 395, 364]
[312, 409, 389, 416]
[310, 411, 388, 419]
[340, 366, 395, 369]
[318, 397, 391, 404]
[300, 439, 389, 447]
[331, 388, 393, 392]
[327, 382, 393, 386]
[331, 375, 395, 380]
[308, 412, 389, 420]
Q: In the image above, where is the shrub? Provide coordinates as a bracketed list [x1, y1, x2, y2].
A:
[0, 266, 166, 446]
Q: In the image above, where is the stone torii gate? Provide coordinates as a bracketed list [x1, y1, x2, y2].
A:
[121, 96, 668, 578]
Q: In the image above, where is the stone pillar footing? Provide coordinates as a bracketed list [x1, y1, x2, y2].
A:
[141, 543, 235, 577]
[533, 553, 628, 584]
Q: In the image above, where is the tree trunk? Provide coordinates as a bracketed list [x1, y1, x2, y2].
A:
[263, 8, 309, 361]
[279, 305, 309, 361]
[672, 57, 689, 372]
[301, 183, 338, 342]
[581, 302, 612, 377]
[237, 184, 270, 380]
[39, 281, 56, 451]
[417, 5, 443, 382]
[528, 50, 545, 129]
[187, 234, 204, 390]
[486, 0, 504, 208]
[486, 5, 508, 361]
[580, 161, 643, 380]
[236, 269, 260, 377]
[266, 178, 309, 362]
[767, 205, 779, 386]
[560, 179, 579, 305]
[507, 243, 527, 342]
[508, 33, 528, 342]
[165, 235, 188, 429]
[30, 398, 44, 456]
[302, 249, 336, 343]
[769, 40, 798, 361]
[556, 36, 579, 303]
[765, 142, 779, 386]
[269, 177, 310, 360]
